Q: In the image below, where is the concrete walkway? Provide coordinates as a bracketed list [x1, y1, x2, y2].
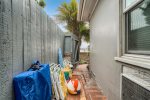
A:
[67, 64, 107, 100]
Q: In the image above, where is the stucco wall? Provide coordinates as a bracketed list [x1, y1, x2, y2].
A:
[90, 0, 121, 100]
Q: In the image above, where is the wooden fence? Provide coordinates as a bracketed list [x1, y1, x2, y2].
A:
[0, 0, 64, 99]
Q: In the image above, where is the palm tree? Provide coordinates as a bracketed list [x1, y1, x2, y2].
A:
[79, 22, 90, 42]
[57, 0, 90, 45]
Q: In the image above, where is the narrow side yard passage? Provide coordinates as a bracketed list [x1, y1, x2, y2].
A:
[67, 64, 107, 100]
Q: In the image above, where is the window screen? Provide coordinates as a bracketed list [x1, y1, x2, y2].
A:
[126, 0, 150, 54]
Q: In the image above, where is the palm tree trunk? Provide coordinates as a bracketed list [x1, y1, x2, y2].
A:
[77, 35, 82, 63]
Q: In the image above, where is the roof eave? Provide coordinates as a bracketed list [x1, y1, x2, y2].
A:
[77, 0, 99, 21]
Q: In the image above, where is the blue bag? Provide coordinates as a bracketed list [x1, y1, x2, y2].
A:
[13, 64, 52, 100]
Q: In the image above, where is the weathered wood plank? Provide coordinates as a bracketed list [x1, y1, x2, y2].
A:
[0, 0, 13, 99]
[12, 0, 24, 76]
[23, 0, 32, 70]
[30, 0, 37, 62]
[35, 3, 42, 62]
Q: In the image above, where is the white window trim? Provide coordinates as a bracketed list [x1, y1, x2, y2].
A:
[115, 0, 150, 70]
[115, 56, 150, 69]
[123, 0, 144, 13]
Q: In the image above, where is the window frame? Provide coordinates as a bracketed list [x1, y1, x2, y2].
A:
[122, 0, 150, 56]
[115, 1, 150, 90]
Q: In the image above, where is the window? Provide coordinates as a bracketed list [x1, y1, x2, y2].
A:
[125, 0, 150, 54]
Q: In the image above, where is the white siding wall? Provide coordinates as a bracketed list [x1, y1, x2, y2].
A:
[90, 0, 121, 100]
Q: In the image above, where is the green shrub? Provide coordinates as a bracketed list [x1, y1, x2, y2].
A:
[39, 0, 46, 8]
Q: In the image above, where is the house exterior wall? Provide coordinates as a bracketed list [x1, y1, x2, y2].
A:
[90, 0, 121, 100]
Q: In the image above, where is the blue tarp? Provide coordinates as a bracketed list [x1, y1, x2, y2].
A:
[13, 64, 52, 100]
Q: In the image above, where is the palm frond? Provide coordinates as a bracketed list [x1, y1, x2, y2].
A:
[57, 0, 90, 42]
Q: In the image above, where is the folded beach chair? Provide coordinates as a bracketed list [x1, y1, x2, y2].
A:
[50, 63, 60, 100]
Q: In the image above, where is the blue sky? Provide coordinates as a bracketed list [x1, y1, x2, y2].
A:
[44, 0, 72, 32]
[44, 0, 71, 17]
